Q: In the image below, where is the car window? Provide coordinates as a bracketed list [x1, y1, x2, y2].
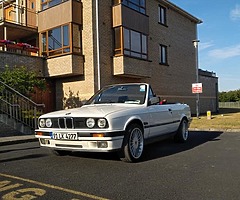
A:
[86, 84, 147, 105]
[148, 87, 155, 100]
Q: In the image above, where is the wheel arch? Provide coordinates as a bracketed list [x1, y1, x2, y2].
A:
[124, 117, 144, 133]
[180, 115, 189, 123]
[180, 113, 190, 124]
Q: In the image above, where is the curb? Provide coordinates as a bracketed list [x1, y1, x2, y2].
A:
[0, 135, 38, 146]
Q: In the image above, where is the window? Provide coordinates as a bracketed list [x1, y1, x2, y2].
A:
[114, 27, 148, 59]
[48, 27, 62, 51]
[41, 0, 64, 10]
[42, 32, 47, 52]
[122, 0, 146, 14]
[41, 0, 48, 10]
[159, 44, 168, 65]
[148, 87, 155, 100]
[158, 5, 167, 25]
[114, 27, 122, 55]
[124, 28, 147, 59]
[41, 24, 82, 57]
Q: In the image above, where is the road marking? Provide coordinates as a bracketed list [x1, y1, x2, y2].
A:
[0, 173, 109, 200]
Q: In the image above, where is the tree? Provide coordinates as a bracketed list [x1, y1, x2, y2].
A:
[0, 66, 46, 97]
[219, 89, 240, 102]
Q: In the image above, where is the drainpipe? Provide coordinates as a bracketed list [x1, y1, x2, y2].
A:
[96, 0, 101, 90]
[4, 26, 7, 51]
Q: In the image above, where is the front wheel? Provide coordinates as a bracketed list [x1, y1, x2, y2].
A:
[174, 119, 189, 143]
[119, 124, 144, 163]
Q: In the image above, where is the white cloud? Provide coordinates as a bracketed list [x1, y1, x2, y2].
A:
[199, 41, 214, 51]
[230, 4, 240, 20]
[209, 44, 240, 59]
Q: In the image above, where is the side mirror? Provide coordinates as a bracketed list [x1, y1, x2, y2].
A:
[148, 97, 160, 106]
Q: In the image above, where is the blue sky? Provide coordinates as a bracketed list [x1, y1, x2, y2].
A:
[170, 0, 240, 91]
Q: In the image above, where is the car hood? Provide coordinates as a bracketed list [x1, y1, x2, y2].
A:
[40, 104, 142, 118]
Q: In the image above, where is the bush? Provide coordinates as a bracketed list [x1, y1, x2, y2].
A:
[219, 90, 240, 102]
[0, 66, 46, 97]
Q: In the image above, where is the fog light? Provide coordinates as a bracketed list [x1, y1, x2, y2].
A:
[40, 139, 50, 145]
[40, 138, 46, 144]
[97, 141, 108, 148]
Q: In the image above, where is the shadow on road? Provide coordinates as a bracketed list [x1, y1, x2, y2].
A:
[0, 146, 40, 154]
[142, 131, 223, 162]
[0, 154, 48, 163]
[219, 108, 240, 114]
[69, 131, 223, 162]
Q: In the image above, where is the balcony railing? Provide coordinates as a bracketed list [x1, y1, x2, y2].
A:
[0, 3, 37, 28]
[0, 40, 39, 56]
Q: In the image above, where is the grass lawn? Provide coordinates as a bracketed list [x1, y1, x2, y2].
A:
[190, 108, 240, 131]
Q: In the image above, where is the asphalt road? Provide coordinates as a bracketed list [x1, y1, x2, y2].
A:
[1, 131, 240, 200]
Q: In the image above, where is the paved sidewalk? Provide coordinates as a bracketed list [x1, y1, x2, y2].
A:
[0, 135, 37, 146]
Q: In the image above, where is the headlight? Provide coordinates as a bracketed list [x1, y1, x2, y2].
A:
[86, 118, 95, 128]
[39, 119, 45, 128]
[98, 119, 106, 128]
[45, 119, 52, 127]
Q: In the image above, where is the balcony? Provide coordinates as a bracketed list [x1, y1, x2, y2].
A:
[113, 56, 151, 78]
[0, 2, 38, 41]
[38, 0, 82, 32]
[44, 54, 84, 77]
[0, 2, 37, 27]
[112, 4, 149, 35]
[0, 40, 39, 56]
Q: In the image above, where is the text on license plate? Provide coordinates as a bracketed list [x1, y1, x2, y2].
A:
[52, 133, 78, 140]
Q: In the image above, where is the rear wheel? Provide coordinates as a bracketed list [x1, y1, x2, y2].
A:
[174, 119, 189, 143]
[119, 123, 144, 163]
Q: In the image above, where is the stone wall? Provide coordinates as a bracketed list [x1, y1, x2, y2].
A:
[0, 51, 45, 77]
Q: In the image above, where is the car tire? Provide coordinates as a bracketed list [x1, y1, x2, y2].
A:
[174, 118, 189, 143]
[52, 149, 70, 156]
[119, 123, 144, 163]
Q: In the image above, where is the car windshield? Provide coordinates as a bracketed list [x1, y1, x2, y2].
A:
[85, 84, 147, 105]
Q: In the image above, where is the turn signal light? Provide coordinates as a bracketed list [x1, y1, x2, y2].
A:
[36, 131, 44, 136]
[92, 133, 104, 137]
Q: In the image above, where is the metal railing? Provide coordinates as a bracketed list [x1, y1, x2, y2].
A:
[0, 80, 45, 129]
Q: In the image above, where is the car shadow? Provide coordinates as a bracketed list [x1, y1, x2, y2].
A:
[141, 131, 223, 162]
[69, 131, 223, 162]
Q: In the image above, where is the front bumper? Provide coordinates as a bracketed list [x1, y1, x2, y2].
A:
[35, 130, 125, 152]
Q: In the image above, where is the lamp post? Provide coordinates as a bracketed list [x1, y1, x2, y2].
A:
[193, 39, 200, 118]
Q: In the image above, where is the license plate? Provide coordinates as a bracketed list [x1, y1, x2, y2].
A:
[52, 132, 78, 140]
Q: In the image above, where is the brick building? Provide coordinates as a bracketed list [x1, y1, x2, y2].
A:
[0, 0, 218, 114]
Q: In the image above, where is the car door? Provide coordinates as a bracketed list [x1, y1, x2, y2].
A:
[147, 104, 174, 138]
[167, 104, 183, 132]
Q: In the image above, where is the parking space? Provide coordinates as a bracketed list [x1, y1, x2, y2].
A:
[1, 131, 240, 199]
[0, 173, 108, 200]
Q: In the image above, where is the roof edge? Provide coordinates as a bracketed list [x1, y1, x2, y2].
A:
[161, 0, 203, 24]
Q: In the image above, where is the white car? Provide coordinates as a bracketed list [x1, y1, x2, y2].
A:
[35, 83, 191, 162]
